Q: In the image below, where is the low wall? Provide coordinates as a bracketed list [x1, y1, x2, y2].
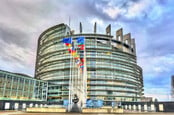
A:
[26, 107, 66, 112]
[82, 108, 123, 113]
[0, 100, 47, 110]
[27, 107, 123, 113]
[122, 101, 174, 112]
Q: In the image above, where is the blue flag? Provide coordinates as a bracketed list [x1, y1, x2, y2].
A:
[62, 37, 72, 44]
[77, 37, 85, 44]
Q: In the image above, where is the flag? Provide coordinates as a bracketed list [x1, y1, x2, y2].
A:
[77, 37, 85, 50]
[80, 65, 84, 68]
[74, 53, 79, 58]
[78, 44, 85, 50]
[63, 38, 72, 49]
[79, 62, 84, 67]
[80, 58, 84, 63]
[72, 51, 77, 56]
[77, 37, 85, 70]
[62, 37, 85, 69]
[75, 58, 80, 64]
[77, 37, 85, 45]
[68, 47, 75, 52]
[62, 37, 72, 44]
[65, 43, 72, 47]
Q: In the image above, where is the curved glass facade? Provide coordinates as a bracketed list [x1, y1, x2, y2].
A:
[35, 23, 143, 102]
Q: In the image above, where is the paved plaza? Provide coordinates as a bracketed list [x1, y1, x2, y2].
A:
[1, 111, 174, 115]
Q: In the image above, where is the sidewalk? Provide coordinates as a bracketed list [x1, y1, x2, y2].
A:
[1, 111, 174, 115]
[0, 111, 24, 115]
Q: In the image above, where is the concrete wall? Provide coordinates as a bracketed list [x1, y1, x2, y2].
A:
[0, 100, 47, 110]
[26, 107, 66, 112]
[122, 101, 174, 112]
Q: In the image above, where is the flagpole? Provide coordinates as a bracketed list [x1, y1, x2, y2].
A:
[64, 37, 80, 112]
[76, 37, 87, 108]
[68, 45, 72, 112]
[83, 38, 87, 108]
[66, 36, 86, 111]
[68, 38, 73, 112]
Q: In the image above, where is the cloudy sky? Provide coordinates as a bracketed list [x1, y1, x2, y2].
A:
[0, 0, 174, 101]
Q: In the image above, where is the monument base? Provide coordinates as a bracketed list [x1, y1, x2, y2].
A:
[70, 103, 81, 113]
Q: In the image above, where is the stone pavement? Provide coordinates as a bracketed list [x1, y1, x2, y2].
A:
[0, 111, 24, 115]
[1, 111, 174, 115]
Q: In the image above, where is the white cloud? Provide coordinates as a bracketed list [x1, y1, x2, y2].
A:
[138, 54, 174, 77]
[153, 66, 169, 73]
[4, 44, 35, 66]
[144, 87, 171, 101]
[103, 7, 125, 19]
[89, 17, 104, 26]
[94, 0, 165, 21]
[125, 0, 165, 22]
[125, 0, 151, 18]
[0, 39, 35, 76]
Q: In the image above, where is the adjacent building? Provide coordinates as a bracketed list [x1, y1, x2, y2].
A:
[0, 70, 47, 101]
[141, 96, 153, 102]
[171, 75, 174, 101]
[35, 23, 143, 103]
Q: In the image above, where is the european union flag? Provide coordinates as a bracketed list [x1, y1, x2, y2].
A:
[77, 37, 85, 44]
[62, 37, 72, 44]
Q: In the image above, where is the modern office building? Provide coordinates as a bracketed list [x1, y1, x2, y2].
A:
[35, 23, 143, 103]
[0, 70, 47, 101]
[0, 69, 48, 110]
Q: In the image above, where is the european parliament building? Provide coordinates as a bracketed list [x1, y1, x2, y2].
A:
[35, 23, 143, 104]
[3, 23, 174, 112]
